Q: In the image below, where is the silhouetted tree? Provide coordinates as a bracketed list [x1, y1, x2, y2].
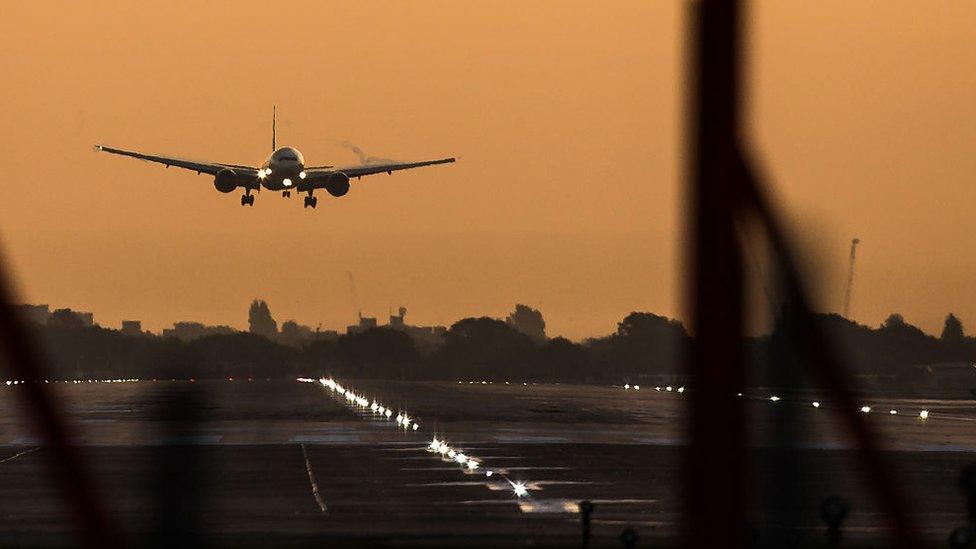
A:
[505, 304, 547, 342]
[440, 317, 537, 380]
[534, 337, 590, 380]
[248, 299, 277, 339]
[338, 328, 419, 379]
[941, 313, 965, 342]
[175, 332, 302, 379]
[279, 320, 314, 348]
[48, 308, 86, 330]
[882, 313, 906, 329]
[871, 313, 938, 377]
[587, 312, 688, 379]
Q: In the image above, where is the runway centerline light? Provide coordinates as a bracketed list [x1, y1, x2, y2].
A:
[812, 401, 820, 408]
[512, 482, 528, 497]
[919, 410, 930, 420]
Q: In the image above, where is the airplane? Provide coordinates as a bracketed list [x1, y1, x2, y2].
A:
[95, 107, 455, 208]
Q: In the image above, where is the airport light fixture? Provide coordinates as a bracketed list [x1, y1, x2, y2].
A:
[512, 482, 528, 497]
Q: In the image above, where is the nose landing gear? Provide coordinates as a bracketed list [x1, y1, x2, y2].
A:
[241, 193, 255, 206]
[283, 191, 291, 198]
[303, 195, 318, 209]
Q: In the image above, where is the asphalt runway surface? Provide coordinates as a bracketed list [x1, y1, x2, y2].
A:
[0, 379, 974, 547]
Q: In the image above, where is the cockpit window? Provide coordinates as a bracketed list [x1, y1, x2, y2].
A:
[278, 156, 298, 162]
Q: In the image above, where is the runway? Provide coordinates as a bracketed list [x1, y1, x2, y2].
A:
[0, 379, 973, 546]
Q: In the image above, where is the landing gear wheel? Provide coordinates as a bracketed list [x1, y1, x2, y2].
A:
[304, 196, 317, 209]
[241, 194, 254, 206]
[310, 197, 318, 208]
[303, 196, 311, 208]
[283, 191, 291, 198]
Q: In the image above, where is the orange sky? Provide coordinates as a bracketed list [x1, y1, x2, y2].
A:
[0, 2, 974, 340]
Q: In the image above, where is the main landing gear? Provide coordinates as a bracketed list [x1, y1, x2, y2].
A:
[282, 191, 291, 198]
[303, 195, 318, 209]
[240, 193, 255, 206]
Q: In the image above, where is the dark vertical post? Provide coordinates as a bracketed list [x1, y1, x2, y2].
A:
[0, 267, 120, 548]
[579, 500, 594, 548]
[685, 0, 747, 546]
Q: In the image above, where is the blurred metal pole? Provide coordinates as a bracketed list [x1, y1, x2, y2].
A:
[685, 0, 747, 545]
[684, 1, 919, 546]
[0, 258, 121, 549]
[737, 151, 920, 548]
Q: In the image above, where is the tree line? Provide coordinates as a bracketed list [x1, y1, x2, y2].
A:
[19, 308, 976, 392]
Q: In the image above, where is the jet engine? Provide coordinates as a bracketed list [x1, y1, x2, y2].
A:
[325, 172, 350, 197]
[214, 169, 238, 193]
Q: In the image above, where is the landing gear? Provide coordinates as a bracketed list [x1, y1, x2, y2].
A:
[283, 191, 291, 198]
[303, 195, 318, 209]
[241, 193, 255, 206]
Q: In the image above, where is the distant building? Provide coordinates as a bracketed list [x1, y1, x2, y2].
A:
[314, 329, 340, 341]
[346, 315, 378, 334]
[73, 311, 95, 327]
[384, 307, 446, 352]
[49, 308, 95, 328]
[14, 304, 50, 325]
[120, 320, 142, 336]
[162, 321, 236, 342]
[389, 307, 407, 329]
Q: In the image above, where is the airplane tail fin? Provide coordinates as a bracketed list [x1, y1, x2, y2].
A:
[272, 105, 276, 151]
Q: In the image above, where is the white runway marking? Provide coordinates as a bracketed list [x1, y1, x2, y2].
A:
[300, 444, 327, 513]
[0, 446, 38, 464]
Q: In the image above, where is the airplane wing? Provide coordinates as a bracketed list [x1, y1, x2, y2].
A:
[94, 145, 260, 178]
[302, 157, 456, 188]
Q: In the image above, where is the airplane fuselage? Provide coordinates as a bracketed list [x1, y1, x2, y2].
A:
[258, 146, 306, 191]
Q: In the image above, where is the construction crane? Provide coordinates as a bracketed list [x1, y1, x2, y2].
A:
[843, 238, 861, 318]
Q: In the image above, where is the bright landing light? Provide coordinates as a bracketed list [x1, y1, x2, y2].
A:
[299, 171, 307, 179]
[283, 178, 292, 187]
[512, 482, 528, 497]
